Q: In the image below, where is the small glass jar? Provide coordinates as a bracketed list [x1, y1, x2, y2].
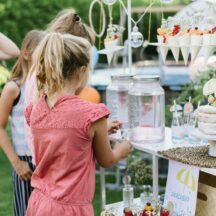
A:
[140, 185, 153, 206]
[122, 175, 134, 208]
[129, 75, 165, 143]
[123, 184, 134, 208]
[171, 112, 184, 144]
[106, 74, 134, 130]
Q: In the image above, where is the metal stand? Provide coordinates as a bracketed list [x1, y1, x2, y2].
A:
[127, 0, 132, 74]
[100, 167, 106, 209]
[152, 155, 159, 199]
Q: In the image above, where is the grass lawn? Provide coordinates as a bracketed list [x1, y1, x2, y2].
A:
[0, 151, 13, 216]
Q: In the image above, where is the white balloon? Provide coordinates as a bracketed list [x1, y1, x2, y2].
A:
[103, 0, 117, 5]
[131, 26, 144, 48]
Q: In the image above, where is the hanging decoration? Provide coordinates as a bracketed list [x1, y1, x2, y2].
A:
[89, 0, 156, 51]
[98, 3, 125, 64]
[119, 0, 156, 48]
[103, 0, 117, 5]
[131, 26, 144, 48]
[89, 0, 216, 66]
[99, 25, 125, 64]
[89, 0, 106, 38]
[154, 13, 216, 64]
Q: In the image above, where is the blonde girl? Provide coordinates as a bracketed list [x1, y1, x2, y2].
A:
[25, 32, 131, 216]
[0, 30, 45, 216]
[24, 9, 121, 160]
[47, 9, 95, 44]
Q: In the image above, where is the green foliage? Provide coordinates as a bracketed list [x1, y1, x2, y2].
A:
[0, 0, 93, 48]
[0, 0, 190, 54]
[129, 159, 152, 185]
[177, 66, 216, 105]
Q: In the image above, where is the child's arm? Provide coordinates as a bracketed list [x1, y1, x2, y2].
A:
[0, 33, 20, 60]
[0, 82, 32, 181]
[91, 117, 131, 168]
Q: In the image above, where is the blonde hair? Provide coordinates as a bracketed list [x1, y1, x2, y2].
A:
[47, 9, 95, 45]
[34, 32, 91, 98]
[10, 30, 46, 84]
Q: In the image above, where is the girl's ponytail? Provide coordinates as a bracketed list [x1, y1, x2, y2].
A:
[34, 32, 91, 98]
[35, 33, 65, 98]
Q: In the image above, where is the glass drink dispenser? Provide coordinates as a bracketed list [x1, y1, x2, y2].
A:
[106, 74, 133, 130]
[129, 75, 165, 143]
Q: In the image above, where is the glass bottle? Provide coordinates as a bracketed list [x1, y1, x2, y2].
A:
[171, 112, 184, 144]
[106, 74, 134, 132]
[188, 113, 201, 145]
[129, 75, 165, 143]
[140, 185, 153, 206]
[122, 175, 134, 208]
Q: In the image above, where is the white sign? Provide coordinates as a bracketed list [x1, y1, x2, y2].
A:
[164, 160, 200, 216]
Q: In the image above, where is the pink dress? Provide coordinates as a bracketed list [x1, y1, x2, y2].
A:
[25, 95, 110, 216]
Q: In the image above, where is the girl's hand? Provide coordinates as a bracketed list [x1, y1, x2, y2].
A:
[13, 159, 33, 181]
[107, 120, 122, 135]
[114, 140, 132, 159]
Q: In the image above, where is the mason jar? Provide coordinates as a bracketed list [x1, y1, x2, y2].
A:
[129, 75, 165, 143]
[106, 74, 134, 129]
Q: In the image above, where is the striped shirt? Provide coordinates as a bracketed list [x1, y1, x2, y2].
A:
[11, 84, 31, 156]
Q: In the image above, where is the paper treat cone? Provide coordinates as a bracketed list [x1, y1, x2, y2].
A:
[104, 39, 119, 64]
[190, 47, 201, 63]
[157, 35, 169, 63]
[167, 36, 180, 63]
[204, 45, 214, 63]
[212, 34, 216, 45]
[181, 47, 190, 65]
[190, 35, 203, 63]
[203, 34, 212, 45]
[203, 34, 214, 62]
[178, 34, 191, 65]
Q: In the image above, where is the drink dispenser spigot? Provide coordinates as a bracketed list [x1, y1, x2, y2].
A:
[129, 75, 165, 143]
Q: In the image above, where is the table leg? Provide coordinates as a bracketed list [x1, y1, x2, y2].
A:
[152, 155, 159, 199]
[100, 166, 106, 209]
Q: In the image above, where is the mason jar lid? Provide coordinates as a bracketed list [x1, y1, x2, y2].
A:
[133, 75, 160, 82]
[111, 74, 134, 80]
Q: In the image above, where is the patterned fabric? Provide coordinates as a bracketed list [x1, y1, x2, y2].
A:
[11, 84, 31, 156]
[12, 156, 35, 216]
[158, 145, 216, 168]
[25, 95, 110, 216]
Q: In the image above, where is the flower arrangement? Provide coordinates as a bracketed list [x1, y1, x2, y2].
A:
[177, 66, 216, 105]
